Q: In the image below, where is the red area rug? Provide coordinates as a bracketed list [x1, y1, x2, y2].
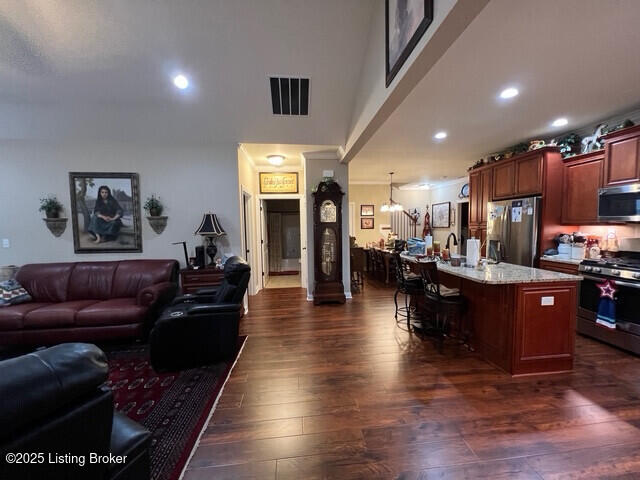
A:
[104, 337, 246, 480]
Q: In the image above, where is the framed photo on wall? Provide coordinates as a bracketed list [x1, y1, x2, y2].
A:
[431, 202, 451, 228]
[361, 217, 375, 229]
[360, 204, 374, 216]
[69, 172, 142, 253]
[385, 0, 434, 86]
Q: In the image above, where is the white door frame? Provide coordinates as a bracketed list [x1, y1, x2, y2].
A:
[256, 193, 306, 292]
[240, 187, 256, 296]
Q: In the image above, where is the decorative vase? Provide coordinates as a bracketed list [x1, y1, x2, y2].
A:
[46, 210, 60, 219]
[146, 216, 168, 235]
[43, 217, 68, 237]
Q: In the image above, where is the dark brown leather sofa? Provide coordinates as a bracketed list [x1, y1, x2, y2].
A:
[0, 260, 179, 346]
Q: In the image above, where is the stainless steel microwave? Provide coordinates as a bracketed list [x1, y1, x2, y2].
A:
[598, 183, 640, 222]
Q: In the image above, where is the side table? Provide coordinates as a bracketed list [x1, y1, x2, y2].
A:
[180, 267, 224, 294]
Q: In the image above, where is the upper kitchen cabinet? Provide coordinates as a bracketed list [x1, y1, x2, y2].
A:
[561, 151, 604, 224]
[492, 159, 516, 199]
[515, 153, 544, 195]
[469, 168, 492, 226]
[602, 125, 640, 186]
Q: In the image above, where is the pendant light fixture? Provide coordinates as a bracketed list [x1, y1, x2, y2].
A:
[380, 172, 403, 212]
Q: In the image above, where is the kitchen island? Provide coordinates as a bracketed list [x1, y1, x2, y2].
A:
[402, 254, 582, 376]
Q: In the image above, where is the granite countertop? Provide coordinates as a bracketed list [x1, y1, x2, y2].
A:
[540, 255, 583, 265]
[401, 254, 582, 285]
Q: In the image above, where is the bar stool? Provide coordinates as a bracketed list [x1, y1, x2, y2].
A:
[419, 261, 469, 352]
[392, 253, 423, 331]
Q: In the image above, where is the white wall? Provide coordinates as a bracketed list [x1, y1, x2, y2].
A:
[0, 141, 241, 267]
[305, 159, 350, 299]
[345, 0, 459, 157]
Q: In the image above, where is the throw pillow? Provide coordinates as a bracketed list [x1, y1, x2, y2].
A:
[0, 279, 32, 307]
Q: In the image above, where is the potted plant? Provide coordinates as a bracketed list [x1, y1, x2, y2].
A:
[144, 195, 168, 234]
[144, 195, 164, 217]
[39, 195, 63, 219]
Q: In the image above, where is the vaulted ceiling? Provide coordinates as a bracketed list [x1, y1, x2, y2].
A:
[0, 0, 373, 145]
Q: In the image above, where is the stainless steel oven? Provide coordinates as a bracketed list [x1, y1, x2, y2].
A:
[578, 252, 640, 353]
[598, 183, 640, 222]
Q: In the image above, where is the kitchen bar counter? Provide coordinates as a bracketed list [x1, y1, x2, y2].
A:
[401, 254, 581, 284]
[540, 255, 583, 265]
[401, 254, 581, 376]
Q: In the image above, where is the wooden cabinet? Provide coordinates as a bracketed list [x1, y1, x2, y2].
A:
[561, 151, 604, 224]
[492, 159, 516, 199]
[538, 259, 579, 275]
[515, 154, 543, 195]
[180, 268, 224, 294]
[603, 125, 640, 186]
[469, 168, 492, 226]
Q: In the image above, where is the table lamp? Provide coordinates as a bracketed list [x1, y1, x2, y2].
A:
[194, 213, 226, 265]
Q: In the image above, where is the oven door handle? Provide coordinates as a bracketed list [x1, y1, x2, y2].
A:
[582, 274, 640, 289]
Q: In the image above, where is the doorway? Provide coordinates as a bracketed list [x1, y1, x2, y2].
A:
[261, 199, 302, 289]
[458, 201, 469, 255]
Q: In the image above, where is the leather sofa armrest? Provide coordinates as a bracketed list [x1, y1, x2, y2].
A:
[186, 303, 242, 315]
[137, 281, 178, 307]
[0, 343, 108, 440]
[171, 293, 217, 306]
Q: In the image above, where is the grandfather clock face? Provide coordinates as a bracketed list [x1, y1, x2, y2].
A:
[320, 200, 336, 223]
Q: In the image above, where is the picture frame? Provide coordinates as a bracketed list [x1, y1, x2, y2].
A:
[431, 202, 451, 228]
[69, 172, 142, 253]
[360, 204, 374, 216]
[385, 0, 434, 87]
[259, 172, 299, 194]
[360, 217, 375, 229]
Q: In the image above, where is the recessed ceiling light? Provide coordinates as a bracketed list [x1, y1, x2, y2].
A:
[499, 87, 519, 99]
[551, 117, 568, 127]
[173, 74, 189, 90]
[267, 155, 284, 166]
[434, 131, 447, 140]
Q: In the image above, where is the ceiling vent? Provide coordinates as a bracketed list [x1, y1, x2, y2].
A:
[269, 77, 309, 116]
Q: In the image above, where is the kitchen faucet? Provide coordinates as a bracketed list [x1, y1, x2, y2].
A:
[445, 233, 458, 251]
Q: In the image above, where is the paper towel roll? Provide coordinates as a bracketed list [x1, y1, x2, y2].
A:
[467, 238, 480, 267]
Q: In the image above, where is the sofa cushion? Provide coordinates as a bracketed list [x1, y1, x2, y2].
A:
[0, 279, 32, 306]
[76, 298, 148, 327]
[111, 260, 178, 299]
[23, 300, 100, 329]
[67, 262, 119, 301]
[16, 263, 75, 302]
[0, 303, 52, 330]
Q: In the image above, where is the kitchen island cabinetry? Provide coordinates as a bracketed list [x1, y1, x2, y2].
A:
[404, 255, 581, 376]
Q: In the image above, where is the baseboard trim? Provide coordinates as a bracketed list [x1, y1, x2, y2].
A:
[345, 291, 352, 299]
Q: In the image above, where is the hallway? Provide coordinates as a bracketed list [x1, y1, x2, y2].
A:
[185, 279, 640, 479]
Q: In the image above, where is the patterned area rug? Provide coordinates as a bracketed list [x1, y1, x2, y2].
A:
[104, 337, 246, 480]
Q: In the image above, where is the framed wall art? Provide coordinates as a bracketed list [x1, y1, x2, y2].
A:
[360, 204, 374, 216]
[431, 202, 451, 228]
[69, 172, 142, 253]
[259, 172, 299, 194]
[385, 0, 434, 86]
[361, 217, 375, 229]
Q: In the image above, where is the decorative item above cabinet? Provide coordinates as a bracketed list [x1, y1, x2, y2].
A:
[602, 124, 640, 187]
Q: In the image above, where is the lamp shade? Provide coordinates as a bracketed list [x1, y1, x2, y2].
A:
[194, 213, 226, 236]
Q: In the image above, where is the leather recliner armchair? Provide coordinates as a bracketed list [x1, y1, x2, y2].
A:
[149, 256, 250, 371]
[0, 343, 150, 480]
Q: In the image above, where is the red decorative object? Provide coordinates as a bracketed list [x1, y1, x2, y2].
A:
[105, 338, 245, 480]
[422, 208, 431, 238]
[597, 280, 617, 300]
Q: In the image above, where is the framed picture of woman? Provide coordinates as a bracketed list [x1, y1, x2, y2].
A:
[69, 172, 142, 253]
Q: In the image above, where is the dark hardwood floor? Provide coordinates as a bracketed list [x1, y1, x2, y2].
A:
[184, 277, 640, 479]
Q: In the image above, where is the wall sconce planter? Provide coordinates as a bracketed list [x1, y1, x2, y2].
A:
[147, 216, 168, 235]
[43, 217, 68, 237]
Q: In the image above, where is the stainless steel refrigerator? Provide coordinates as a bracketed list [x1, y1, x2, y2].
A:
[486, 197, 541, 267]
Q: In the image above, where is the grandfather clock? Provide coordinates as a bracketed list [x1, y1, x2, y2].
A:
[312, 179, 346, 305]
